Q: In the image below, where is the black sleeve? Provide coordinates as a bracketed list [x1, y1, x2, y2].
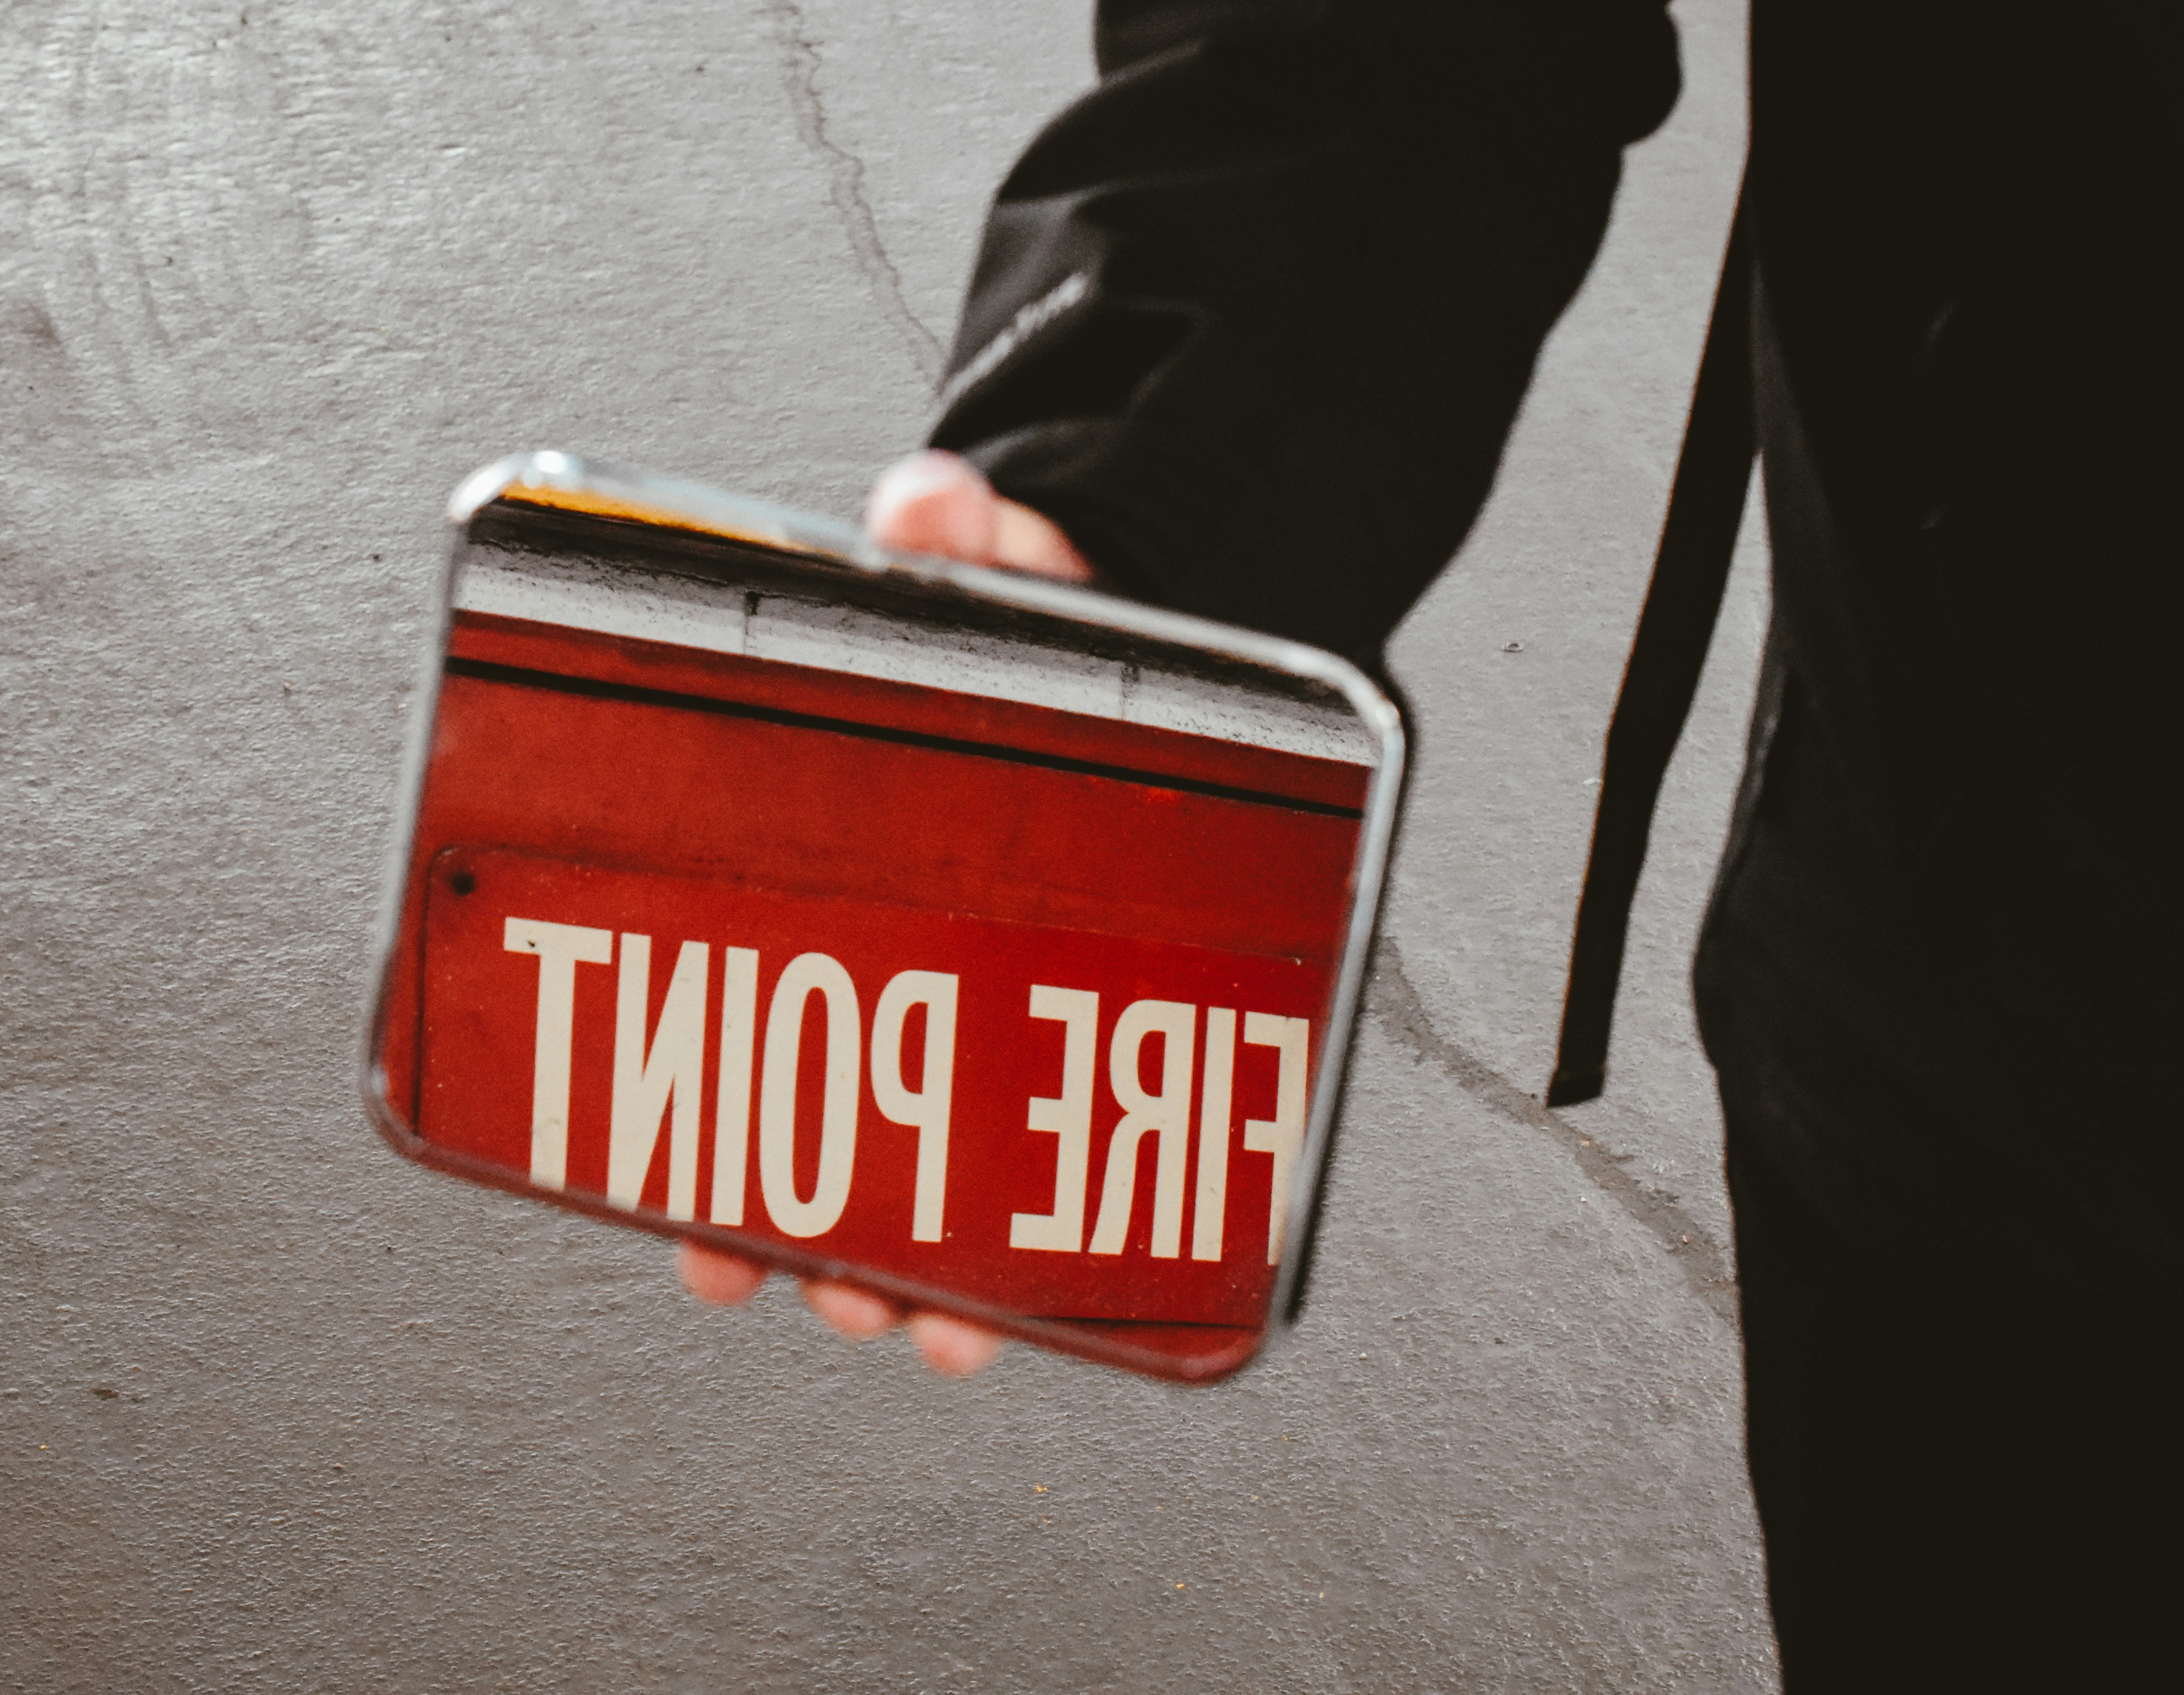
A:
[926, 0, 1681, 659]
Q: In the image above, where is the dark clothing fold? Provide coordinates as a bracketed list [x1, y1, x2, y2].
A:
[930, 1, 2183, 1681]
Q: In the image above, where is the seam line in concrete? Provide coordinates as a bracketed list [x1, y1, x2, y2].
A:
[1368, 938, 1740, 1327]
[761, 0, 946, 383]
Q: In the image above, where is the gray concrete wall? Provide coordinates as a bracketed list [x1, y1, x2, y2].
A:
[0, 2, 1777, 1688]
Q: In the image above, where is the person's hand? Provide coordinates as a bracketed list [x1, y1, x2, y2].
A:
[678, 452, 1092, 1376]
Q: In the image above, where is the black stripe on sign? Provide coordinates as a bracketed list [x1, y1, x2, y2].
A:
[443, 656, 1367, 819]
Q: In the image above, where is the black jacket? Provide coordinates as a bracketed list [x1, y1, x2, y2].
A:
[929, 1, 2182, 1246]
[932, 0, 1679, 657]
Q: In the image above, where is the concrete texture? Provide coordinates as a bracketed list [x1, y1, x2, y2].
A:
[0, 2, 1776, 1688]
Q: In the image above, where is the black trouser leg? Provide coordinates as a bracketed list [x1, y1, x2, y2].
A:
[1718, 1065, 2179, 1692]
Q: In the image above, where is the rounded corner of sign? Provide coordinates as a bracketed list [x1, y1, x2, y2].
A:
[449, 454, 540, 528]
[1369, 696, 1407, 770]
[447, 450, 604, 529]
[359, 1059, 424, 1157]
[1324, 662, 1406, 761]
[1175, 1329, 1274, 1386]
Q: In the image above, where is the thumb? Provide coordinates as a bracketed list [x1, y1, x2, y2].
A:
[865, 451, 1095, 584]
[864, 450, 999, 563]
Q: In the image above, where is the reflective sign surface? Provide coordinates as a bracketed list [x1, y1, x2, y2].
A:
[366, 455, 1403, 1380]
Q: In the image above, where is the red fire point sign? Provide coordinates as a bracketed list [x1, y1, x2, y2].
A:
[368, 462, 1394, 1380]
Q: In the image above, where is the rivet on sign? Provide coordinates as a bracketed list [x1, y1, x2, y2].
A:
[1502, 641, 1524, 653]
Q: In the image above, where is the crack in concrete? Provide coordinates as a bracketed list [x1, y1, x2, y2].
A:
[761, 0, 945, 384]
[1368, 939, 1740, 1327]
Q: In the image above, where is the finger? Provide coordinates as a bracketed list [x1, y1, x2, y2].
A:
[864, 450, 998, 561]
[677, 1241, 771, 1307]
[906, 1312, 1006, 1377]
[990, 495, 1097, 584]
[803, 1278, 904, 1341]
[866, 450, 1095, 584]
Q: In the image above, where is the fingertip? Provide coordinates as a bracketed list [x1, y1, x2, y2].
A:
[803, 1278, 904, 1341]
[907, 1313, 1005, 1377]
[678, 1241, 770, 1307]
[864, 451, 998, 561]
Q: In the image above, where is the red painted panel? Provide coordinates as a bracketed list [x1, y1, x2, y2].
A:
[375, 612, 1366, 1368]
[420, 847, 1321, 1324]
[448, 611, 1371, 812]
[415, 670, 1357, 953]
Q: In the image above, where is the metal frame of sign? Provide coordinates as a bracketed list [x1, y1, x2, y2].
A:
[361, 451, 1406, 1378]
